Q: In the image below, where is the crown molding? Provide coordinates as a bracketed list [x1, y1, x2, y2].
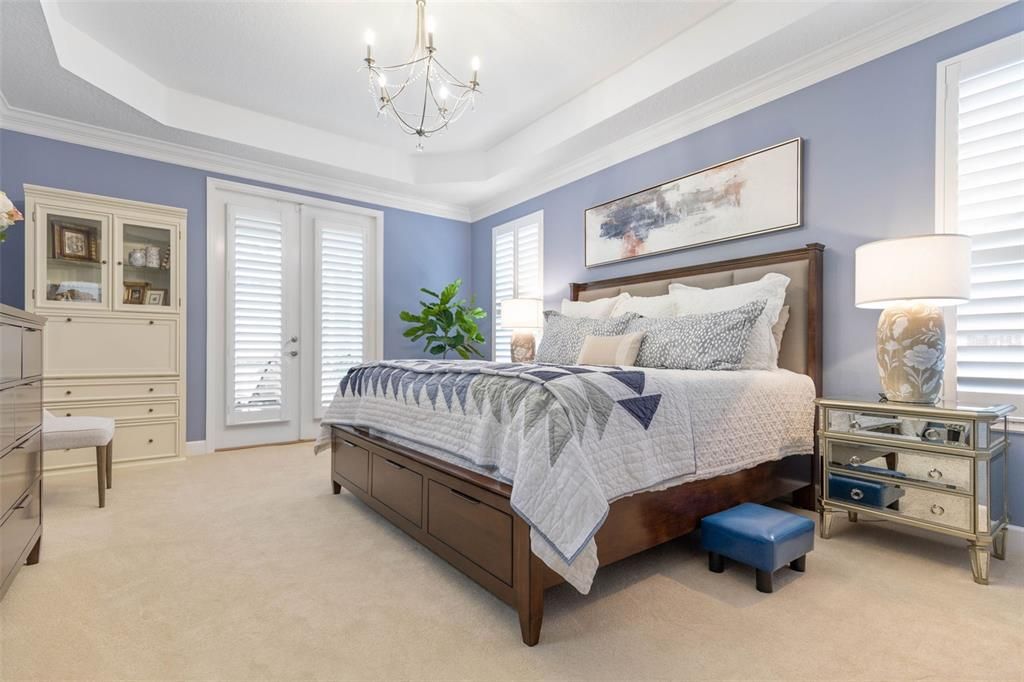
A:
[0, 95, 472, 222]
[466, 1, 1011, 222]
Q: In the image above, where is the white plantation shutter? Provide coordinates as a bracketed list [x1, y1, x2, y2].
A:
[492, 212, 544, 361]
[227, 207, 285, 422]
[318, 223, 368, 409]
[939, 34, 1024, 414]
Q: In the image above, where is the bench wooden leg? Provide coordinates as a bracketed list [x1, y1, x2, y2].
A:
[106, 439, 113, 489]
[95, 445, 107, 508]
[514, 518, 544, 646]
[26, 536, 41, 565]
[708, 552, 725, 573]
[756, 569, 773, 593]
[332, 480, 342, 494]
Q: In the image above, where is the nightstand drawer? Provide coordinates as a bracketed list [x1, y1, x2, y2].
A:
[825, 407, 972, 449]
[826, 473, 973, 533]
[827, 440, 972, 493]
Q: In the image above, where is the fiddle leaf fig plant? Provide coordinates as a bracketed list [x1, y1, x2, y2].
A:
[399, 278, 487, 360]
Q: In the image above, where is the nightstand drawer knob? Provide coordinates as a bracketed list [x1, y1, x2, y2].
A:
[848, 455, 863, 467]
[931, 504, 945, 516]
[924, 428, 942, 441]
[928, 468, 943, 480]
[850, 488, 865, 501]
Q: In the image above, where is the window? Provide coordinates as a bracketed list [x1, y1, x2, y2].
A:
[492, 211, 543, 361]
[936, 33, 1024, 416]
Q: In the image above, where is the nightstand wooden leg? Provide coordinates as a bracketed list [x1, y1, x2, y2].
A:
[756, 569, 773, 593]
[819, 507, 834, 539]
[969, 543, 990, 585]
[708, 552, 724, 573]
[992, 528, 1007, 561]
[848, 511, 858, 523]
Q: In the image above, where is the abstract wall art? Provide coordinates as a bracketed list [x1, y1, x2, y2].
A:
[584, 138, 801, 267]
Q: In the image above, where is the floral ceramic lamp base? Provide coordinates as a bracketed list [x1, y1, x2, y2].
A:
[511, 331, 536, 363]
[876, 302, 946, 404]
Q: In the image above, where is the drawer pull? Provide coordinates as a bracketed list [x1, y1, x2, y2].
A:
[931, 504, 945, 516]
[148, 408, 154, 413]
[148, 320, 155, 325]
[65, 412, 72, 417]
[65, 390, 72, 396]
[448, 488, 481, 505]
[848, 455, 862, 467]
[850, 488, 864, 501]
[382, 458, 404, 470]
[148, 387, 155, 392]
[66, 317, 72, 322]
[928, 468, 943, 480]
[147, 438, 154, 444]
[14, 493, 33, 510]
[340, 440, 357, 449]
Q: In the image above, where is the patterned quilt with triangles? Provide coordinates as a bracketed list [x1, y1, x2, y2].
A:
[318, 358, 698, 594]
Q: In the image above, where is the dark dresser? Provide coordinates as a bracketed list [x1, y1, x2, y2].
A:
[1, 304, 45, 599]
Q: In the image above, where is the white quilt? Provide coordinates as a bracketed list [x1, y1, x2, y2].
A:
[317, 360, 815, 593]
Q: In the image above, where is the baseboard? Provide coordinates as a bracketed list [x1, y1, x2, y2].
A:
[43, 454, 185, 476]
[186, 440, 211, 456]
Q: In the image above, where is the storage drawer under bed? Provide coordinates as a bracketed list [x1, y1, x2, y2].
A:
[427, 480, 513, 585]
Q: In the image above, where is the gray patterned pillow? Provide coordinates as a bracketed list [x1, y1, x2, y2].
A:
[536, 311, 639, 364]
[626, 300, 767, 370]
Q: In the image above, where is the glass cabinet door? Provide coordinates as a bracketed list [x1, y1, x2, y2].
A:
[114, 218, 178, 312]
[37, 206, 110, 309]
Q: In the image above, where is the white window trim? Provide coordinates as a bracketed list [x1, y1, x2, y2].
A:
[935, 32, 1024, 430]
[206, 178, 384, 449]
[491, 210, 544, 361]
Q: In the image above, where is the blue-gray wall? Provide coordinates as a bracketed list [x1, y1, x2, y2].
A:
[469, 3, 1023, 520]
[0, 130, 472, 441]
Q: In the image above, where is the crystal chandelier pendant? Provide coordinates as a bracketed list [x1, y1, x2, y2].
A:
[362, 0, 481, 147]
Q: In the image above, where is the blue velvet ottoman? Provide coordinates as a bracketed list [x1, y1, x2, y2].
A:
[700, 503, 815, 593]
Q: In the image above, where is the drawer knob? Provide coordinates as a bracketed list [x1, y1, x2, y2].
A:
[148, 387, 155, 392]
[65, 412, 71, 417]
[848, 455, 862, 467]
[850, 488, 864, 501]
[65, 390, 72, 396]
[66, 317, 72, 322]
[924, 428, 942, 441]
[148, 320, 154, 325]
[148, 408, 154, 413]
[148, 438, 154, 444]
[931, 504, 945, 516]
[928, 468, 943, 480]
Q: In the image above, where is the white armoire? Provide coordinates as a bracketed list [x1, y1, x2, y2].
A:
[23, 185, 187, 471]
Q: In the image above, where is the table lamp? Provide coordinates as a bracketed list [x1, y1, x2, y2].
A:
[855, 234, 971, 404]
[501, 298, 543, 363]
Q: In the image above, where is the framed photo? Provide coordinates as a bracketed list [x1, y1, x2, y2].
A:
[53, 224, 98, 262]
[584, 138, 802, 267]
[145, 289, 167, 306]
[123, 281, 150, 305]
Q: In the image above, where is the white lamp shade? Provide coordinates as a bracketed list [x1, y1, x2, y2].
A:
[500, 298, 543, 329]
[855, 234, 972, 309]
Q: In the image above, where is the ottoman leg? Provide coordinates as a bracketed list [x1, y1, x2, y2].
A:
[708, 552, 725, 573]
[848, 511, 858, 523]
[756, 569, 773, 594]
[790, 555, 806, 572]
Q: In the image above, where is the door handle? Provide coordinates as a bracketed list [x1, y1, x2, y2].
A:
[289, 350, 298, 357]
[290, 336, 299, 343]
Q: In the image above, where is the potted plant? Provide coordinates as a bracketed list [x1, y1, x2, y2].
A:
[400, 278, 486, 359]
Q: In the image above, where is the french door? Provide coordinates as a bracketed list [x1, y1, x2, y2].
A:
[207, 181, 382, 450]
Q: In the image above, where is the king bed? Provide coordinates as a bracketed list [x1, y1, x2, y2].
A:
[321, 243, 823, 645]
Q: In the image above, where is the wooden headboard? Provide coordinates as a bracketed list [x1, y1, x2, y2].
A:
[569, 243, 824, 395]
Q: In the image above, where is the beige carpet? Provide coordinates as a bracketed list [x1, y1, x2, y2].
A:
[1, 443, 1021, 681]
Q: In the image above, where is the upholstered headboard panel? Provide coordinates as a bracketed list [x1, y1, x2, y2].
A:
[569, 244, 824, 393]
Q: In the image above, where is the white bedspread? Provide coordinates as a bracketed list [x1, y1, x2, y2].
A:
[318, 361, 814, 593]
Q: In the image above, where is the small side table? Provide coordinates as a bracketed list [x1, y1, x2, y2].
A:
[816, 397, 1014, 584]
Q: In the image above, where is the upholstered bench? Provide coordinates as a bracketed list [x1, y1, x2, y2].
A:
[701, 502, 814, 593]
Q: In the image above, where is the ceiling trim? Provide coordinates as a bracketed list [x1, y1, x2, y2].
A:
[0, 94, 472, 221]
[466, 0, 1011, 221]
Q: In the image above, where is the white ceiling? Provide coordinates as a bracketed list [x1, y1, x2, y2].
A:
[0, 1, 1011, 220]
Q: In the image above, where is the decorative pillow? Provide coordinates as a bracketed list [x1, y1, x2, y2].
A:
[609, 292, 677, 318]
[771, 305, 791, 353]
[560, 293, 628, 318]
[669, 273, 789, 370]
[626, 300, 767, 370]
[576, 332, 646, 366]
[536, 311, 638, 364]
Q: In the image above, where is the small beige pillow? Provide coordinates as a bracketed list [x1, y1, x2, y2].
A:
[576, 332, 646, 366]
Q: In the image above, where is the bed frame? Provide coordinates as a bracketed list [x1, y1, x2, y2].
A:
[330, 243, 824, 645]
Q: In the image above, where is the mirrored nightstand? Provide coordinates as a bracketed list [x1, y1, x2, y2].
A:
[816, 397, 1014, 584]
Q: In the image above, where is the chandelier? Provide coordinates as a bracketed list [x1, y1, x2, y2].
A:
[362, 0, 480, 149]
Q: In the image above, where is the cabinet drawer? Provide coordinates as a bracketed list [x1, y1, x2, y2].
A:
[333, 436, 369, 492]
[52, 401, 178, 421]
[0, 388, 14, 454]
[44, 380, 178, 403]
[21, 328, 43, 379]
[825, 407, 972, 449]
[1, 432, 41, 517]
[46, 316, 178, 377]
[427, 480, 513, 585]
[47, 421, 177, 468]
[0, 324, 21, 383]
[13, 383, 42, 445]
[827, 472, 973, 533]
[371, 454, 423, 526]
[828, 440, 972, 493]
[0, 480, 41, 587]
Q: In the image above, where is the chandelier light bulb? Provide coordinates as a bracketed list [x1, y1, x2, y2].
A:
[378, 74, 387, 87]
[426, 16, 437, 33]
[364, 29, 375, 46]
[471, 56, 480, 71]
[438, 86, 450, 100]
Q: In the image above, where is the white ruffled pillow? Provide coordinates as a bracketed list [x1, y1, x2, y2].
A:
[610, 292, 677, 318]
[560, 293, 628, 318]
[669, 273, 790, 369]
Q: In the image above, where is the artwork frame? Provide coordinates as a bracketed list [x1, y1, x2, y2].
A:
[123, 281, 150, 305]
[145, 289, 167, 306]
[53, 224, 99, 262]
[584, 138, 802, 268]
